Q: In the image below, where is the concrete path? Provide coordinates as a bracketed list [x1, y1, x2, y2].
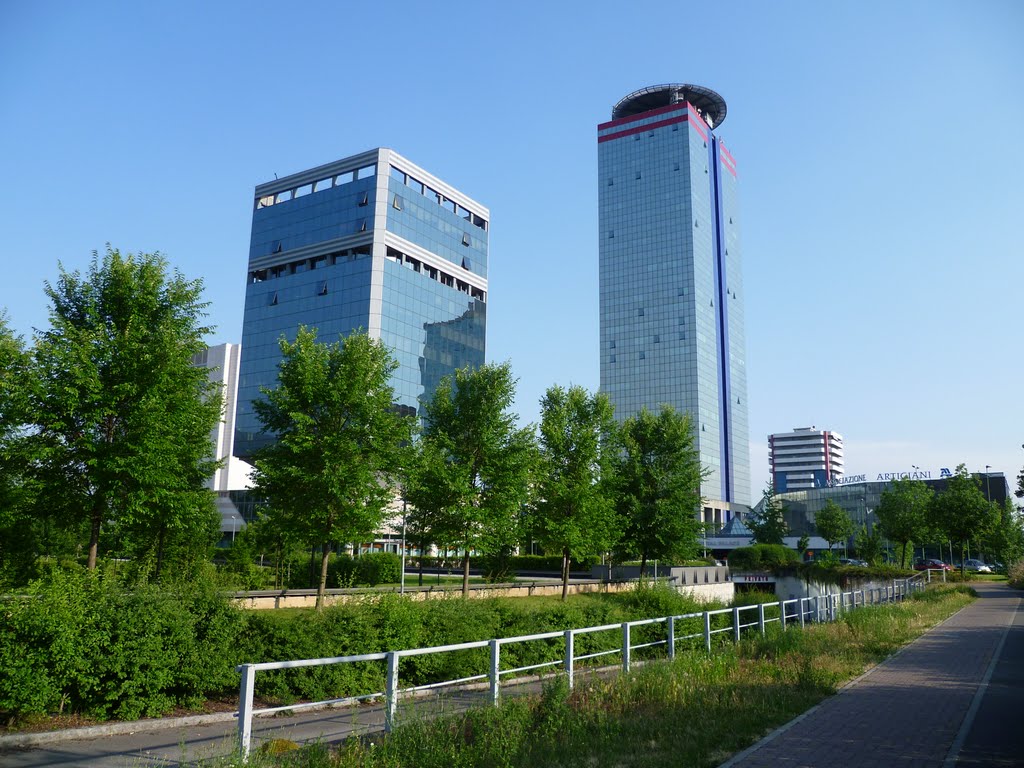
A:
[721, 583, 1023, 768]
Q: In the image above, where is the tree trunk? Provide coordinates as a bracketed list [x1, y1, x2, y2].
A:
[155, 525, 167, 580]
[462, 551, 471, 597]
[87, 499, 103, 570]
[639, 552, 648, 583]
[418, 552, 424, 587]
[317, 544, 331, 610]
[561, 548, 570, 601]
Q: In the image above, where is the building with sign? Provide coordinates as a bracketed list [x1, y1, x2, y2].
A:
[769, 426, 844, 491]
[598, 83, 751, 520]
[235, 149, 488, 458]
[755, 471, 1010, 543]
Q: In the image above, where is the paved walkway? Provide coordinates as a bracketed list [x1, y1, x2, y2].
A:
[721, 583, 1023, 768]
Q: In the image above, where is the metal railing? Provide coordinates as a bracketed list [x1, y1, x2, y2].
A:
[236, 575, 926, 759]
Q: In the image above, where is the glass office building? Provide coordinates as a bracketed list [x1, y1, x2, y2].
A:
[236, 148, 488, 458]
[599, 84, 750, 508]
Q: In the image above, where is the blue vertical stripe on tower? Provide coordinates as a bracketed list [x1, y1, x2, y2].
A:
[709, 134, 732, 502]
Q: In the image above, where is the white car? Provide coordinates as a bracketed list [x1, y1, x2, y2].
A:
[963, 559, 992, 574]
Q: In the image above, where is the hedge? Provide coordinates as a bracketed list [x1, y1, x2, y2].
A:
[0, 572, 715, 722]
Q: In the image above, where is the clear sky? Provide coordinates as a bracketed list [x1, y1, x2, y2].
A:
[1, 0, 1021, 500]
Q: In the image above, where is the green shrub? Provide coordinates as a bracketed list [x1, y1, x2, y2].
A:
[728, 545, 800, 571]
[0, 569, 245, 721]
[355, 552, 402, 586]
[1007, 561, 1024, 589]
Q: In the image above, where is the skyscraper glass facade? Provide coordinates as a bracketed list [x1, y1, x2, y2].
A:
[598, 85, 750, 506]
[236, 148, 488, 458]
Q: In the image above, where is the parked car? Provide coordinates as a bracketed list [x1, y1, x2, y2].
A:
[839, 558, 868, 567]
[914, 558, 952, 571]
[963, 559, 993, 574]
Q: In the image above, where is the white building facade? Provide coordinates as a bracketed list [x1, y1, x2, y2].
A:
[769, 426, 844, 492]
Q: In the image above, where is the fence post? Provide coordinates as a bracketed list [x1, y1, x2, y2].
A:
[779, 601, 787, 631]
[704, 611, 712, 651]
[238, 664, 256, 762]
[564, 630, 575, 689]
[732, 606, 741, 643]
[667, 616, 676, 659]
[757, 603, 766, 635]
[384, 651, 399, 733]
[942, 568, 946, 583]
[489, 640, 500, 706]
[622, 623, 631, 673]
[799, 598, 805, 629]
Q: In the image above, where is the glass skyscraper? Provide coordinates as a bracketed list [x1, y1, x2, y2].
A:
[599, 84, 750, 509]
[235, 148, 488, 458]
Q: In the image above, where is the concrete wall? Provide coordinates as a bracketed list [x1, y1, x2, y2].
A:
[231, 574, 733, 610]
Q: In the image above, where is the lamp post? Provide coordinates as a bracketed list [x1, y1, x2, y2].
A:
[984, 465, 992, 502]
[230, 514, 239, 542]
[400, 498, 407, 595]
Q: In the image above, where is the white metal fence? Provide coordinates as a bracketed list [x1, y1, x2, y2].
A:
[236, 573, 930, 759]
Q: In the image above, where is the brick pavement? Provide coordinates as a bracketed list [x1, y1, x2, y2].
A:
[720, 584, 1021, 768]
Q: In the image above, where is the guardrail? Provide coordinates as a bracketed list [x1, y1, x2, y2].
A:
[236, 576, 926, 759]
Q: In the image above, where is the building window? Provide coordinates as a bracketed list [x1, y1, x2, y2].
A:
[462, 232, 471, 247]
[609, 340, 616, 349]
[638, 308, 644, 317]
[653, 335, 660, 343]
[392, 194, 403, 211]
[610, 354, 616, 363]
[359, 219, 368, 232]
[635, 171, 641, 180]
[607, 178, 614, 186]
[319, 281, 328, 296]
[608, 230, 614, 239]
[639, 351, 645, 360]
[358, 191, 369, 207]
[270, 292, 278, 306]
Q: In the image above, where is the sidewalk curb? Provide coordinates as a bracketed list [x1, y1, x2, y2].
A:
[0, 711, 239, 750]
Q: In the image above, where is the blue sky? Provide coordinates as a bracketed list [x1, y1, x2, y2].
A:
[1, 0, 1021, 499]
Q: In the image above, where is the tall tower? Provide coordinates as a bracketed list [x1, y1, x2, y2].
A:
[235, 148, 488, 458]
[598, 84, 750, 510]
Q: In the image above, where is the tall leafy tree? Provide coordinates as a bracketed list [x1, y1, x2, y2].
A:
[31, 248, 221, 573]
[252, 327, 413, 608]
[0, 314, 39, 584]
[408, 362, 536, 596]
[928, 464, 999, 575]
[815, 499, 855, 554]
[983, 498, 1024, 567]
[749, 484, 789, 546]
[874, 476, 933, 568]
[533, 385, 619, 600]
[613, 406, 705, 574]
[855, 524, 884, 566]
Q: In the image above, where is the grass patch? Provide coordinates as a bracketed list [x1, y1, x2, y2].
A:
[227, 584, 973, 768]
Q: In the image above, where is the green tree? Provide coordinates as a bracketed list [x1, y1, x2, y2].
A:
[928, 464, 1000, 576]
[30, 248, 222, 574]
[749, 484, 789, 546]
[983, 497, 1024, 567]
[815, 499, 855, 554]
[855, 524, 884, 565]
[408, 363, 535, 596]
[0, 314, 39, 584]
[533, 385, 619, 600]
[252, 327, 413, 608]
[874, 476, 933, 568]
[613, 406, 705, 574]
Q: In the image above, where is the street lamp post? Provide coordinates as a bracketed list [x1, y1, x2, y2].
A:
[230, 514, 238, 541]
[985, 465, 992, 502]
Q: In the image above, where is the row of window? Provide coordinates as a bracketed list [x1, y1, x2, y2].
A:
[248, 246, 372, 283]
[384, 247, 486, 302]
[390, 195, 475, 247]
[255, 165, 377, 209]
[388, 166, 487, 231]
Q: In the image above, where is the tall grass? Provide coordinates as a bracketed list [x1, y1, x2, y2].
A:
[227, 584, 974, 768]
